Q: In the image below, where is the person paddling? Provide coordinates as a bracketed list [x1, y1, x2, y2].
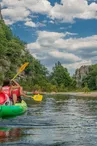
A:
[11, 80, 32, 103]
[1, 79, 41, 105]
[2, 79, 20, 105]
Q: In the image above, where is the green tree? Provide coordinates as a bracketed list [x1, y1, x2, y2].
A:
[82, 64, 97, 90]
[50, 61, 72, 88]
[83, 83, 90, 93]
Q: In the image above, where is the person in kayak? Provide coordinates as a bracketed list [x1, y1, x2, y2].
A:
[1, 79, 33, 105]
[2, 79, 20, 105]
[11, 80, 22, 103]
[11, 80, 32, 103]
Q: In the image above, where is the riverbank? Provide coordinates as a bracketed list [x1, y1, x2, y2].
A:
[27, 91, 97, 97]
[40, 92, 97, 97]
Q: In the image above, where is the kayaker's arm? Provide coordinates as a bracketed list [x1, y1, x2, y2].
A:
[20, 87, 32, 98]
[22, 93, 32, 98]
[11, 80, 21, 90]
[24, 91, 39, 95]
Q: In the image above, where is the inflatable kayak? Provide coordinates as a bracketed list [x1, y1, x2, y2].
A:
[0, 100, 27, 118]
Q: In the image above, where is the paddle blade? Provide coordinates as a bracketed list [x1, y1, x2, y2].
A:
[18, 62, 29, 73]
[32, 94, 43, 102]
[12, 62, 29, 80]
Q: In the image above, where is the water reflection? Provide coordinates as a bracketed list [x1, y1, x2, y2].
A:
[0, 127, 21, 143]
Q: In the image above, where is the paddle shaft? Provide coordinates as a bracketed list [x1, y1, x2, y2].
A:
[12, 62, 29, 80]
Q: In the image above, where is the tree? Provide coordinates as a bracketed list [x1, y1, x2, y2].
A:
[50, 61, 72, 88]
[82, 64, 97, 90]
[83, 83, 90, 93]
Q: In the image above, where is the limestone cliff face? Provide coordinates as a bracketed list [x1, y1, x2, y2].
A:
[0, 4, 3, 20]
[74, 65, 90, 87]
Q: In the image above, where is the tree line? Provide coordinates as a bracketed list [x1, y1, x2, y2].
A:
[0, 20, 97, 92]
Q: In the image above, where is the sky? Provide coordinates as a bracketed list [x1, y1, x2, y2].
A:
[0, 0, 97, 75]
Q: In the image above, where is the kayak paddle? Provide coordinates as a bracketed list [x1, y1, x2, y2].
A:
[12, 63, 43, 102]
[12, 62, 29, 80]
[32, 94, 43, 102]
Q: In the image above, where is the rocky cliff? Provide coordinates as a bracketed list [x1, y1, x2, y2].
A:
[75, 65, 90, 87]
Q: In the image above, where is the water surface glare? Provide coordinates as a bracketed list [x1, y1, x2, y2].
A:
[0, 95, 97, 146]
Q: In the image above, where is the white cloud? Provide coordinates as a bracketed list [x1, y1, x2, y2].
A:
[49, 50, 81, 62]
[25, 21, 36, 27]
[28, 31, 77, 50]
[49, 0, 97, 22]
[1, 0, 24, 7]
[2, 7, 30, 23]
[63, 60, 92, 70]
[1, 0, 52, 24]
[27, 42, 40, 50]
[1, 0, 97, 24]
[4, 19, 14, 25]
[27, 30, 97, 73]
[54, 35, 97, 51]
[24, 0, 52, 14]
[37, 30, 65, 39]
[27, 30, 97, 53]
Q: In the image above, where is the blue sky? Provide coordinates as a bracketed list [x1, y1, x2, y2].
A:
[1, 0, 97, 75]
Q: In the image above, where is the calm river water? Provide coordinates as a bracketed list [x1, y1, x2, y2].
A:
[0, 95, 97, 146]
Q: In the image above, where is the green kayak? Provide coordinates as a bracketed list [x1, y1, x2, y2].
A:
[0, 100, 27, 118]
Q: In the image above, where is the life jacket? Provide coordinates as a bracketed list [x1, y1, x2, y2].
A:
[11, 87, 20, 97]
[0, 91, 12, 105]
[11, 87, 21, 102]
[0, 92, 7, 105]
[2, 86, 11, 97]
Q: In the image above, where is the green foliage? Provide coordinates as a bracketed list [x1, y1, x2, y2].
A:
[0, 72, 4, 84]
[82, 64, 97, 90]
[0, 43, 6, 56]
[58, 84, 65, 92]
[0, 20, 77, 92]
[70, 78, 77, 90]
[50, 85, 57, 92]
[32, 84, 41, 91]
[83, 83, 90, 93]
[50, 61, 72, 88]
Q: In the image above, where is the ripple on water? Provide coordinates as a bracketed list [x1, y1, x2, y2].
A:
[0, 95, 97, 145]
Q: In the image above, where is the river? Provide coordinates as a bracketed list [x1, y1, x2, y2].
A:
[0, 95, 97, 146]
